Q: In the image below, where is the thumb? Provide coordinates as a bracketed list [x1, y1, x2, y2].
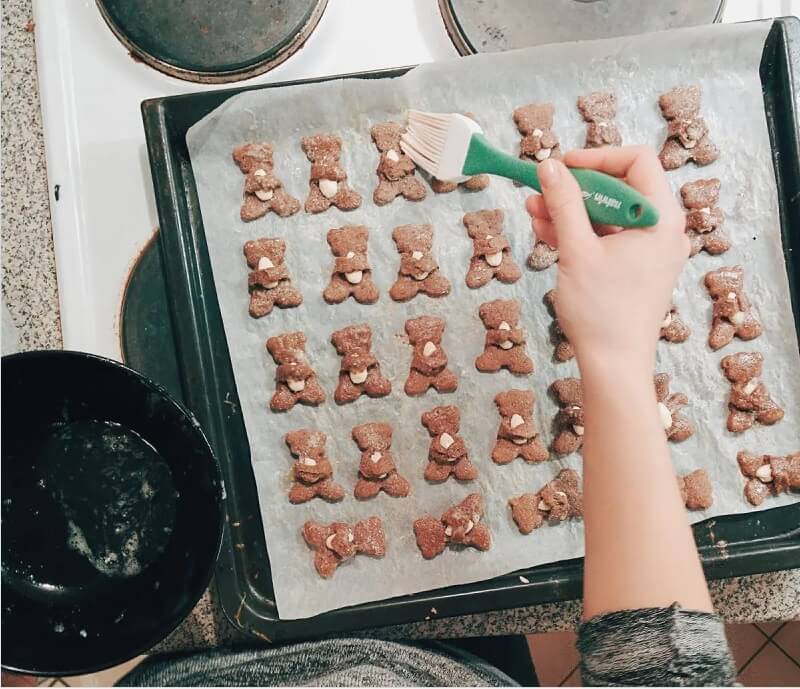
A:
[538, 159, 594, 252]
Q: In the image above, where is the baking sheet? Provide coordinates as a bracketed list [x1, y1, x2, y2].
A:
[187, 19, 800, 620]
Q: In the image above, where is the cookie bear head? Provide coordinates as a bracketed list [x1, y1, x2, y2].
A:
[328, 225, 369, 258]
[577, 92, 616, 122]
[513, 103, 555, 135]
[232, 142, 273, 173]
[495, 389, 536, 442]
[301, 134, 342, 164]
[421, 405, 460, 437]
[285, 429, 332, 483]
[479, 299, 521, 330]
[405, 315, 445, 346]
[244, 237, 286, 270]
[659, 85, 701, 120]
[371, 122, 403, 153]
[352, 422, 392, 452]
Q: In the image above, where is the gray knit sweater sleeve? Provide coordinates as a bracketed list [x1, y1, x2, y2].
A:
[577, 604, 737, 686]
[118, 605, 736, 687]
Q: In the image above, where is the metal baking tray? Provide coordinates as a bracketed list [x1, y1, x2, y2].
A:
[140, 18, 800, 642]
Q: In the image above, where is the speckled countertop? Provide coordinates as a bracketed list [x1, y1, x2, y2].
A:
[2, 0, 798, 654]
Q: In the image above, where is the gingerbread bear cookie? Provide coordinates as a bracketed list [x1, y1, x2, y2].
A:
[413, 493, 491, 559]
[463, 209, 521, 288]
[323, 225, 379, 305]
[551, 377, 585, 456]
[421, 405, 477, 483]
[544, 290, 574, 363]
[389, 224, 451, 302]
[243, 238, 302, 318]
[704, 266, 761, 351]
[681, 179, 729, 256]
[403, 316, 458, 396]
[737, 450, 800, 506]
[430, 113, 490, 193]
[285, 429, 344, 504]
[528, 240, 559, 271]
[676, 469, 713, 511]
[352, 422, 410, 500]
[266, 332, 326, 411]
[492, 389, 549, 465]
[300, 134, 361, 214]
[232, 143, 300, 221]
[655, 373, 694, 442]
[721, 352, 784, 433]
[330, 325, 391, 404]
[370, 122, 427, 205]
[661, 303, 690, 344]
[658, 86, 719, 170]
[509, 469, 583, 535]
[513, 102, 562, 162]
[577, 92, 622, 148]
[475, 299, 534, 375]
[302, 517, 385, 578]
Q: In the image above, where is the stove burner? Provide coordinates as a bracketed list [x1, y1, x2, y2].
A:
[97, 0, 327, 83]
[439, 0, 725, 55]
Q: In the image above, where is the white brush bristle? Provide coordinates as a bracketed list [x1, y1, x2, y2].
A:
[400, 110, 482, 182]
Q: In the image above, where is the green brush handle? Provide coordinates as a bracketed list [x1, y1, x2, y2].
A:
[463, 133, 659, 228]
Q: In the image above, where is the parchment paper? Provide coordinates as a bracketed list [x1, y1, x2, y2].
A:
[187, 20, 800, 620]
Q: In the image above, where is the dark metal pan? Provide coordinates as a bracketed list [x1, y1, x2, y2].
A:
[1, 351, 224, 676]
[138, 18, 800, 642]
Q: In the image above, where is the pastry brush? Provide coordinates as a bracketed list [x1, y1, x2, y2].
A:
[400, 110, 659, 228]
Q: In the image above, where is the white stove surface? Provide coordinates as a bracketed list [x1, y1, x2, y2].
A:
[33, 0, 795, 359]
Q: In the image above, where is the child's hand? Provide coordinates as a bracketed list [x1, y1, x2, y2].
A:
[526, 146, 689, 374]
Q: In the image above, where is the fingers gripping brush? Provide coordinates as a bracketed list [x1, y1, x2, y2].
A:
[400, 111, 659, 228]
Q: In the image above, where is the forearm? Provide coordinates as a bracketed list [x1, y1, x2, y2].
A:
[579, 357, 713, 619]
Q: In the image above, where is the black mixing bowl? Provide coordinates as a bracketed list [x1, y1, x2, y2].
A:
[1, 351, 224, 676]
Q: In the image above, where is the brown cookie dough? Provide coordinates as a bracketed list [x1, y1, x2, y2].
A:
[430, 113, 490, 193]
[330, 325, 391, 404]
[528, 239, 559, 271]
[508, 469, 583, 535]
[371, 122, 427, 205]
[721, 352, 784, 433]
[266, 332, 326, 411]
[389, 224, 451, 302]
[577, 92, 622, 148]
[544, 290, 574, 362]
[303, 516, 385, 578]
[323, 225, 379, 305]
[655, 373, 694, 442]
[492, 389, 549, 465]
[352, 422, 410, 500]
[243, 238, 303, 318]
[737, 450, 800, 506]
[300, 134, 362, 213]
[551, 377, 585, 456]
[421, 405, 477, 483]
[660, 303, 690, 344]
[463, 209, 521, 288]
[681, 179, 730, 256]
[475, 299, 534, 375]
[285, 429, 344, 504]
[413, 493, 491, 559]
[513, 103, 562, 163]
[658, 86, 719, 170]
[232, 143, 301, 221]
[404, 316, 458, 396]
[704, 266, 762, 350]
[676, 469, 713, 510]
